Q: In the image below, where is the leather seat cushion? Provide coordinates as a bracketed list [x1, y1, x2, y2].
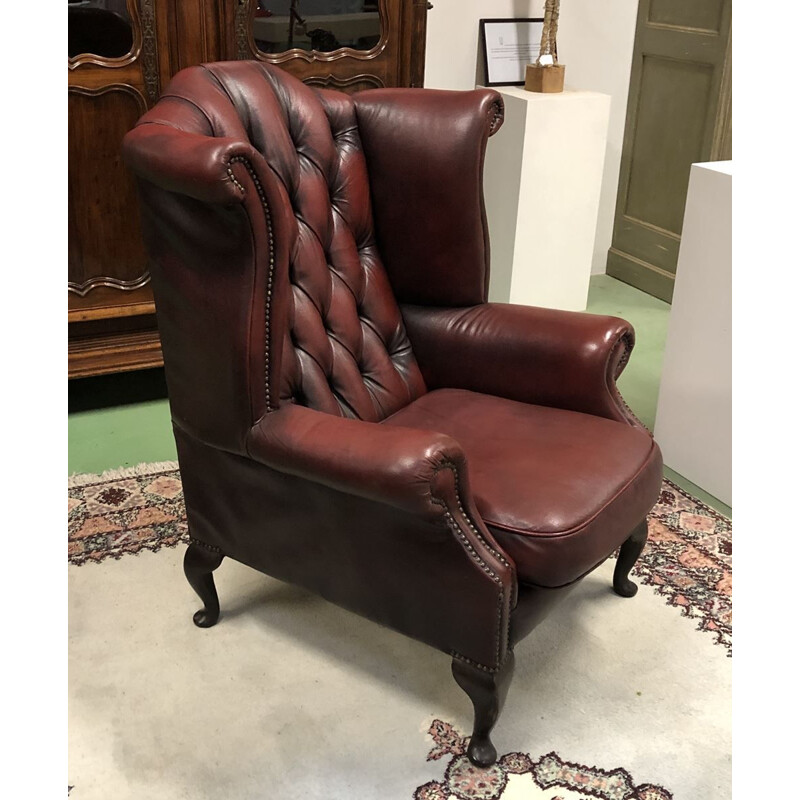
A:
[382, 388, 663, 588]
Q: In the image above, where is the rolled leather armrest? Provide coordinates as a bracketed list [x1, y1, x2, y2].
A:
[401, 302, 645, 429]
[246, 404, 472, 520]
[122, 123, 260, 204]
[246, 403, 517, 609]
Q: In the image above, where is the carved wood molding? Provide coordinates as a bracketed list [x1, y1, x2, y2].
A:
[236, 0, 390, 64]
[234, 0, 252, 60]
[68, 328, 163, 379]
[139, 0, 161, 104]
[68, 0, 143, 70]
[68, 82, 148, 115]
[68, 1, 160, 105]
[304, 73, 385, 90]
[68, 83, 151, 297]
[69, 272, 152, 298]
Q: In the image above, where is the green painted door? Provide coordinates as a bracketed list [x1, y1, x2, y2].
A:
[607, 0, 731, 302]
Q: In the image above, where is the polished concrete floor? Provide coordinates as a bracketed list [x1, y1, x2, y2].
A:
[68, 274, 731, 515]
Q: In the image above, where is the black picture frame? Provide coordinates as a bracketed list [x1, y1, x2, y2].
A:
[479, 18, 545, 87]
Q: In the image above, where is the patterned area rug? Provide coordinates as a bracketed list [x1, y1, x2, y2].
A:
[68, 462, 733, 657]
[415, 720, 672, 800]
[68, 463, 187, 565]
[636, 484, 731, 655]
[68, 462, 731, 798]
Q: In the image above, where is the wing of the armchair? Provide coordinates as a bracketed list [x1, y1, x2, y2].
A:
[401, 302, 644, 429]
[352, 86, 643, 431]
[354, 87, 504, 307]
[123, 94, 296, 454]
[241, 404, 517, 670]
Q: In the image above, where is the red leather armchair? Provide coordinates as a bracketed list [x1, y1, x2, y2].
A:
[123, 61, 663, 767]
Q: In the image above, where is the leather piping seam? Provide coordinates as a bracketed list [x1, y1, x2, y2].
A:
[430, 460, 512, 671]
[480, 439, 659, 540]
[452, 647, 513, 675]
[227, 155, 276, 413]
[515, 518, 649, 590]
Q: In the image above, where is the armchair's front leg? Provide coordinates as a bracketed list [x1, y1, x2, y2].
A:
[613, 519, 649, 598]
[184, 541, 225, 627]
[452, 651, 516, 767]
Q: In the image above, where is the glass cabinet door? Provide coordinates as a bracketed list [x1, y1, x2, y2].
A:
[251, 1, 382, 54]
[68, 0, 136, 60]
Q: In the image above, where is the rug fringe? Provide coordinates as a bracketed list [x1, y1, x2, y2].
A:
[68, 460, 180, 488]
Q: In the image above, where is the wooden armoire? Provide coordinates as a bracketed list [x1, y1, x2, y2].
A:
[68, 0, 430, 378]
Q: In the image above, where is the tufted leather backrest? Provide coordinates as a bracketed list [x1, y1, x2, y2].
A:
[138, 61, 426, 422]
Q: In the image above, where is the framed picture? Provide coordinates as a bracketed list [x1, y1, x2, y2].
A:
[480, 18, 544, 87]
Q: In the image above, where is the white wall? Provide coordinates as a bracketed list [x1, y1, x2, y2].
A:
[425, 0, 639, 275]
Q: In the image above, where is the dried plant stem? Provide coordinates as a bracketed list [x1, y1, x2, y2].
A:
[537, 0, 560, 65]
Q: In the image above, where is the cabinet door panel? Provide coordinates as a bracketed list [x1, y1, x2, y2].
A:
[227, 0, 428, 92]
[68, 86, 149, 295]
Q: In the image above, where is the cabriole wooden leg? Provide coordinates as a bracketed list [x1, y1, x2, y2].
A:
[183, 542, 224, 628]
[613, 519, 649, 598]
[451, 650, 516, 767]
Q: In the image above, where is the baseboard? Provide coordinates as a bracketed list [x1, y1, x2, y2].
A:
[606, 248, 675, 303]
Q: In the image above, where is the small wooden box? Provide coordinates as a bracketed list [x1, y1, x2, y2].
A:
[525, 63, 566, 93]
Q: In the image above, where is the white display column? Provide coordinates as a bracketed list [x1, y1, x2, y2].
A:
[654, 162, 732, 507]
[482, 87, 611, 311]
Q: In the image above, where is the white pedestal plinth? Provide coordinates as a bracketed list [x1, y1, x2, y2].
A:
[482, 87, 611, 311]
[654, 162, 732, 507]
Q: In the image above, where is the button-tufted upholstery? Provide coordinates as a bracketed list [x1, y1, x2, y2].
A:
[137, 62, 425, 422]
[123, 61, 664, 768]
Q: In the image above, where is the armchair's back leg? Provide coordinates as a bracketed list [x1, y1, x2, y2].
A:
[613, 519, 649, 598]
[451, 650, 516, 768]
[184, 542, 224, 628]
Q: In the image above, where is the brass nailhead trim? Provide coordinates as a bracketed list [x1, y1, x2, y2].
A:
[487, 99, 504, 136]
[431, 460, 511, 671]
[226, 167, 246, 193]
[615, 331, 634, 378]
[608, 331, 645, 429]
[435, 460, 511, 569]
[228, 156, 277, 412]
